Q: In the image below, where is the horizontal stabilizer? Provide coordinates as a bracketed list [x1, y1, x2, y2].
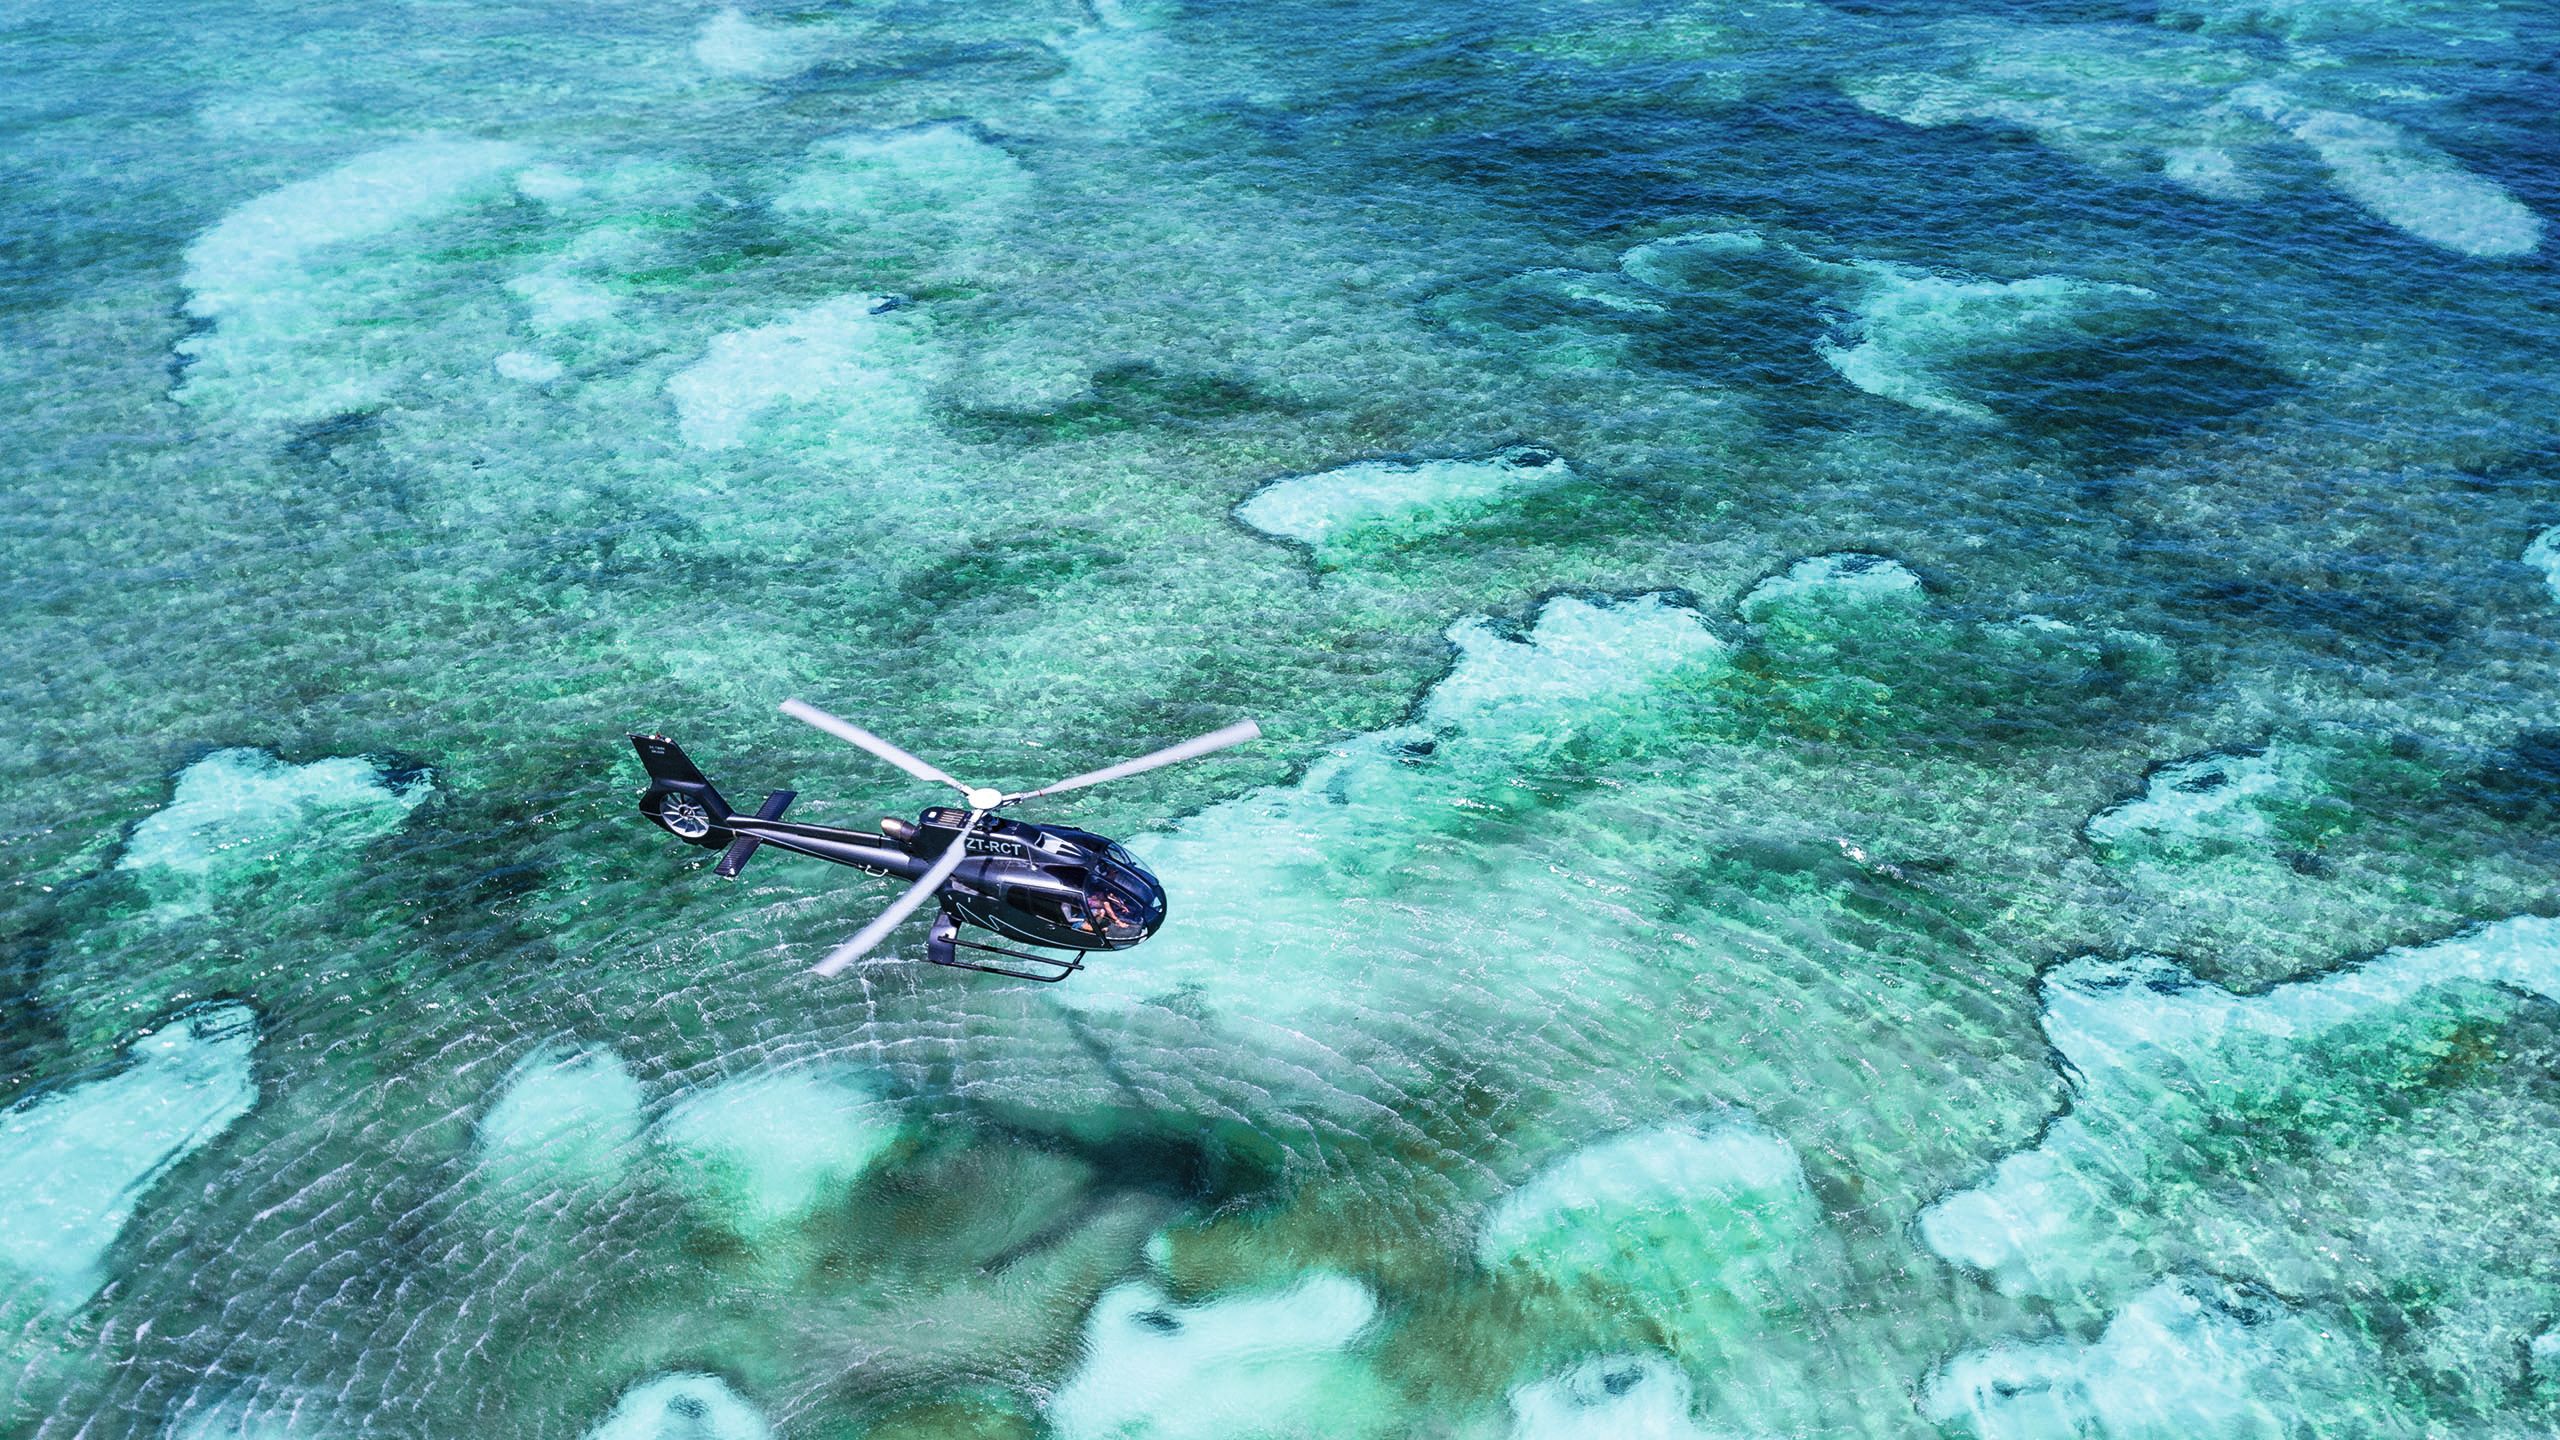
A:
[713, 790, 796, 879]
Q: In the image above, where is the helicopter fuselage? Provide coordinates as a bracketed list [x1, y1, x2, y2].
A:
[635, 740, 1167, 957]
[748, 809, 1165, 954]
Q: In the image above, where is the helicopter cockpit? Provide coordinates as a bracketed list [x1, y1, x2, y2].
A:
[1076, 868, 1159, 942]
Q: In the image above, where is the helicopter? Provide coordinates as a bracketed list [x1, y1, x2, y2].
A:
[632, 700, 1260, 982]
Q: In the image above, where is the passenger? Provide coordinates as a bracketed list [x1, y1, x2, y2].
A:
[1089, 890, 1139, 931]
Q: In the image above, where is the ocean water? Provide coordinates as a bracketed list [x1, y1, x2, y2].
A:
[2, 0, 2557, 1432]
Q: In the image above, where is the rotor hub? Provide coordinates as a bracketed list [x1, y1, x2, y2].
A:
[966, 786, 1004, 812]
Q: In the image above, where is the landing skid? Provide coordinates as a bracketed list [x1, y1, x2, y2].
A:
[926, 911, 1086, 984]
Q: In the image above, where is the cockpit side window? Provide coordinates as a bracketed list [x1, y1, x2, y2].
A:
[1010, 869, 1090, 927]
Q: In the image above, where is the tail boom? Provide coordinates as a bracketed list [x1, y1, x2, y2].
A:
[633, 734, 918, 880]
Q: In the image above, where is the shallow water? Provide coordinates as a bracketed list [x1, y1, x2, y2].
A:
[2, 0, 2556, 1434]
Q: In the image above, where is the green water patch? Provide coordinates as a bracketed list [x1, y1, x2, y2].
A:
[1669, 562, 2183, 758]
[1922, 916, 2560, 1425]
[2080, 727, 2560, 987]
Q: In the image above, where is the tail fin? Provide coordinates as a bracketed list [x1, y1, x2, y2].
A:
[632, 734, 733, 849]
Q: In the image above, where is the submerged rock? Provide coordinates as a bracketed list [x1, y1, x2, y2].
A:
[584, 1373, 772, 1440]
[1046, 1274, 1397, 1440]
[117, 748, 431, 915]
[1236, 447, 1568, 550]
[0, 1004, 260, 1309]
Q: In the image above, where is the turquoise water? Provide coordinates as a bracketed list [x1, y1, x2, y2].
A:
[4, 0, 2558, 1433]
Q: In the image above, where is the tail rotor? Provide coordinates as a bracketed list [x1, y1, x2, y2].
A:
[632, 734, 733, 849]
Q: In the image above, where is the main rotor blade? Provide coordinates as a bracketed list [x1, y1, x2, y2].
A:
[810, 810, 984, 978]
[779, 699, 971, 796]
[1004, 720, 1261, 804]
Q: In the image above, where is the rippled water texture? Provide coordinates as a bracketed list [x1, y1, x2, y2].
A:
[4, 0, 2558, 1433]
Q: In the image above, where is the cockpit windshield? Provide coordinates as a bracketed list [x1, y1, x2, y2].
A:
[1070, 870, 1146, 938]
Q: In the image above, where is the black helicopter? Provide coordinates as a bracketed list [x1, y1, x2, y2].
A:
[633, 700, 1259, 982]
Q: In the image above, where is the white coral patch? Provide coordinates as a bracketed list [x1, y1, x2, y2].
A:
[1237, 447, 1569, 548]
[1919, 916, 2560, 1299]
[477, 1043, 647, 1193]
[653, 1067, 900, 1239]
[2084, 747, 2294, 850]
[0, 1005, 261, 1309]
[1815, 266, 2154, 423]
[1506, 1355, 1719, 1440]
[664, 294, 930, 450]
[118, 749, 431, 913]
[692, 8, 818, 79]
[1737, 553, 1922, 620]
[1923, 1278, 2371, 1440]
[775, 124, 1029, 228]
[2522, 525, 2559, 604]
[583, 1373, 771, 1440]
[1046, 1275, 1393, 1440]
[1478, 1119, 1822, 1295]
[176, 140, 528, 423]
